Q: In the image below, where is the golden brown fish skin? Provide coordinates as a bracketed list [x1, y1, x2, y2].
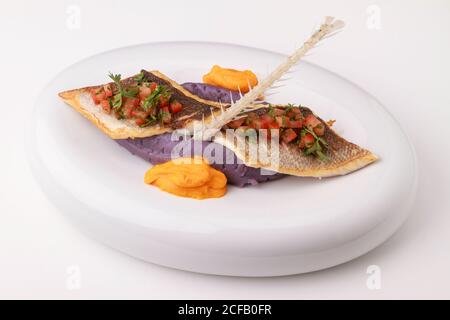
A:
[215, 106, 378, 178]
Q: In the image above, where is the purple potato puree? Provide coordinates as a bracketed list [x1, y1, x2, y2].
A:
[116, 83, 285, 187]
[181, 82, 242, 103]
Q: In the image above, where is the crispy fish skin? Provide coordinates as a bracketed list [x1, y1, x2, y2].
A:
[58, 70, 226, 139]
[214, 106, 378, 178]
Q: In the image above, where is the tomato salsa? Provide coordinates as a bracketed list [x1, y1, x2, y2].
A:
[89, 72, 183, 127]
[90, 72, 327, 160]
[226, 105, 329, 160]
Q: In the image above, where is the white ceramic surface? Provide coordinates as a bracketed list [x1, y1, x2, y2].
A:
[28, 42, 417, 277]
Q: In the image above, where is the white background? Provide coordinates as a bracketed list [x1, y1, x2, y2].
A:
[1, 0, 449, 299]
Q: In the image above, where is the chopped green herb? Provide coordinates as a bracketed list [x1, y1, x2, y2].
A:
[123, 86, 139, 98]
[142, 85, 171, 111]
[316, 149, 328, 161]
[267, 104, 275, 117]
[108, 73, 125, 109]
[139, 115, 157, 127]
[107, 72, 139, 110]
[304, 145, 316, 155]
[285, 103, 295, 113]
[302, 127, 329, 161]
[111, 93, 122, 110]
[134, 71, 145, 85]
[108, 73, 123, 92]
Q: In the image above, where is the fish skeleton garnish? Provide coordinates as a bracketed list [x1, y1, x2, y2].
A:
[193, 16, 345, 141]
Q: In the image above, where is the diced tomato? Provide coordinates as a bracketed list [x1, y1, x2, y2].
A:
[100, 99, 111, 114]
[251, 119, 267, 130]
[122, 103, 135, 119]
[275, 116, 289, 127]
[90, 88, 105, 105]
[138, 85, 152, 99]
[299, 133, 315, 149]
[281, 128, 298, 143]
[124, 97, 140, 108]
[286, 108, 301, 119]
[304, 114, 321, 129]
[287, 119, 303, 128]
[291, 110, 303, 121]
[260, 114, 273, 122]
[256, 115, 279, 138]
[123, 99, 140, 119]
[260, 114, 274, 128]
[131, 110, 148, 119]
[273, 108, 285, 116]
[161, 106, 172, 124]
[227, 117, 246, 129]
[150, 82, 158, 91]
[268, 121, 280, 129]
[289, 108, 301, 115]
[313, 123, 325, 136]
[91, 92, 100, 104]
[169, 101, 183, 114]
[159, 96, 169, 107]
[103, 85, 113, 98]
[135, 118, 146, 126]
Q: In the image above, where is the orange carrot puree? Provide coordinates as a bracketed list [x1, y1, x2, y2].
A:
[203, 65, 258, 93]
[144, 157, 227, 200]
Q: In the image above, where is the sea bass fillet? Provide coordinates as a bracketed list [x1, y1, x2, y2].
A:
[58, 70, 230, 139]
[183, 83, 377, 177]
[214, 106, 377, 178]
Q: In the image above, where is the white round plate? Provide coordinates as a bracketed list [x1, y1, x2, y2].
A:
[29, 42, 417, 276]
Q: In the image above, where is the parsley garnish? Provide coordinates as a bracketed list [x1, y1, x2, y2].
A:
[108, 72, 139, 110]
[108, 73, 124, 110]
[141, 85, 171, 111]
[134, 71, 145, 85]
[285, 103, 295, 113]
[123, 87, 139, 98]
[108, 73, 123, 92]
[111, 93, 122, 110]
[302, 127, 329, 161]
[139, 115, 157, 128]
[267, 104, 275, 117]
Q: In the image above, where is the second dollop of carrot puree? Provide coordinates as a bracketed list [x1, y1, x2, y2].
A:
[203, 65, 258, 93]
[144, 157, 227, 200]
